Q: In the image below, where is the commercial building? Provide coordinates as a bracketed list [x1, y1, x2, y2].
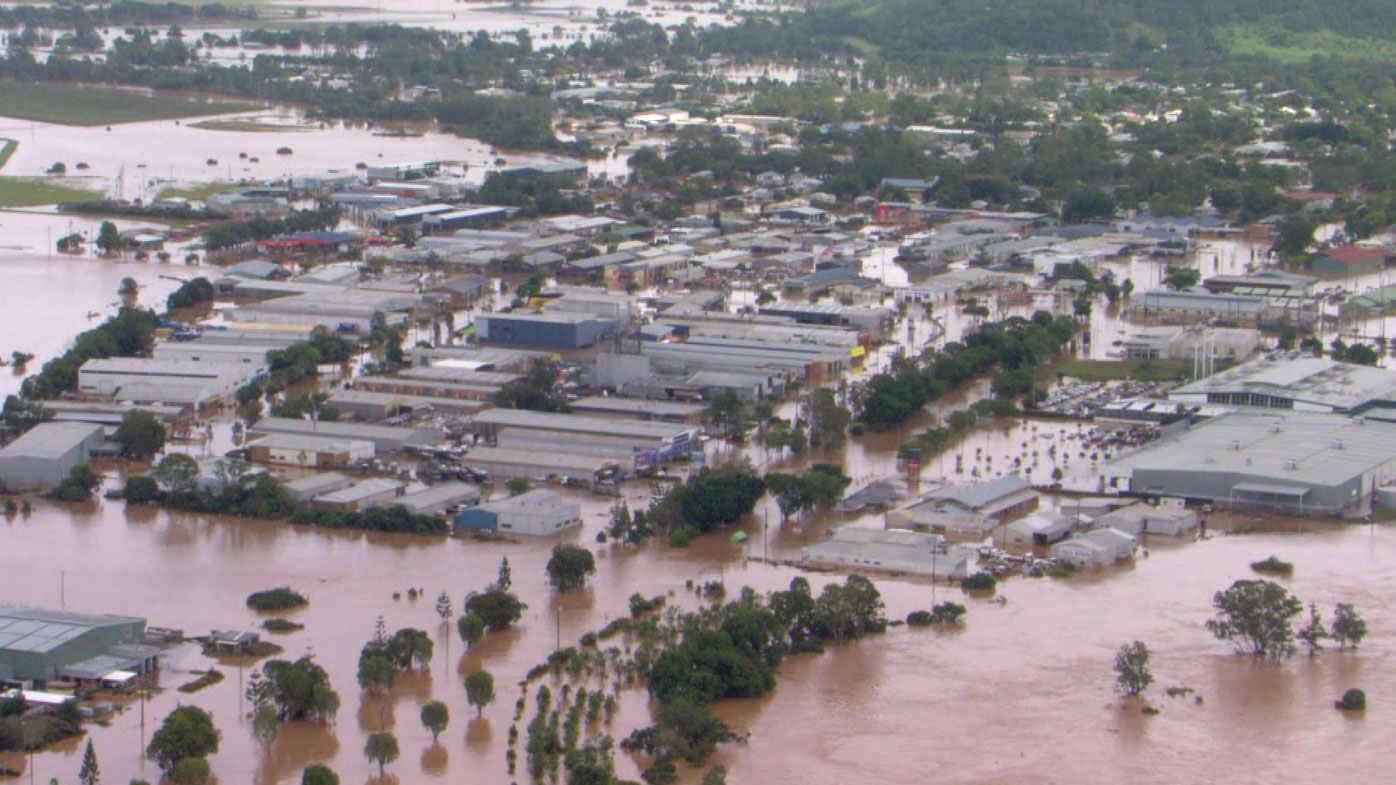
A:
[1050, 527, 1138, 568]
[1120, 326, 1260, 363]
[250, 417, 444, 452]
[0, 422, 104, 489]
[921, 475, 1039, 520]
[245, 432, 376, 468]
[1092, 499, 1198, 536]
[1001, 512, 1074, 549]
[386, 481, 482, 515]
[472, 409, 699, 459]
[0, 606, 159, 682]
[452, 489, 582, 536]
[78, 358, 264, 405]
[312, 478, 404, 511]
[567, 396, 706, 424]
[1168, 356, 1396, 414]
[887, 504, 997, 541]
[282, 472, 354, 503]
[458, 446, 623, 487]
[1104, 411, 1396, 515]
[476, 311, 621, 350]
[801, 528, 969, 579]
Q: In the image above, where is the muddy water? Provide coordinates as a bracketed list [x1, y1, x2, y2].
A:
[3, 490, 1392, 785]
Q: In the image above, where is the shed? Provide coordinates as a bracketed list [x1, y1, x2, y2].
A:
[0, 422, 104, 489]
[452, 489, 581, 536]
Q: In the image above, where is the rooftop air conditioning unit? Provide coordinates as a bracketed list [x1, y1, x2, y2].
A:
[1285, 458, 1298, 470]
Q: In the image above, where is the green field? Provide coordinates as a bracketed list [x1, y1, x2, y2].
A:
[155, 181, 234, 201]
[1216, 24, 1396, 62]
[0, 139, 16, 171]
[1055, 358, 1191, 382]
[0, 81, 257, 126]
[0, 177, 103, 207]
[190, 118, 309, 132]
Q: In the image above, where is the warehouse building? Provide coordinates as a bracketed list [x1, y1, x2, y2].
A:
[78, 358, 264, 404]
[472, 409, 699, 458]
[334, 387, 490, 416]
[384, 481, 481, 515]
[0, 606, 159, 682]
[37, 401, 189, 430]
[459, 446, 623, 487]
[476, 311, 621, 349]
[0, 422, 104, 489]
[452, 489, 582, 536]
[1169, 356, 1396, 415]
[922, 475, 1040, 520]
[245, 432, 375, 468]
[313, 478, 404, 511]
[1121, 326, 1260, 363]
[1104, 411, 1396, 515]
[801, 528, 969, 579]
[1050, 527, 1138, 568]
[282, 472, 354, 503]
[250, 417, 443, 452]
[567, 396, 706, 424]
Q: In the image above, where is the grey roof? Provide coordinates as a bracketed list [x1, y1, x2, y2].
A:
[926, 475, 1033, 509]
[315, 478, 403, 504]
[463, 446, 621, 474]
[1170, 356, 1396, 412]
[477, 488, 564, 513]
[0, 422, 102, 461]
[395, 481, 481, 508]
[1107, 411, 1396, 488]
[0, 606, 142, 654]
[283, 472, 352, 494]
[474, 409, 695, 441]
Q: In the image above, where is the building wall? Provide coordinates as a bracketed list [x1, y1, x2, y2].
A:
[0, 427, 103, 489]
[1126, 468, 1361, 513]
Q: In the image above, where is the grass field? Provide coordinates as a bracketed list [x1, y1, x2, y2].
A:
[0, 81, 256, 126]
[155, 181, 234, 201]
[0, 139, 15, 171]
[190, 118, 309, 132]
[1055, 358, 1191, 382]
[1216, 24, 1396, 62]
[0, 177, 103, 207]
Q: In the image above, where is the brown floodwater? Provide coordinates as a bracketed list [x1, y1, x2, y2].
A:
[1, 478, 1392, 785]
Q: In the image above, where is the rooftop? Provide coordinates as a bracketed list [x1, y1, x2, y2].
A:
[0, 606, 143, 654]
[1170, 356, 1396, 411]
[0, 422, 102, 461]
[926, 475, 1034, 510]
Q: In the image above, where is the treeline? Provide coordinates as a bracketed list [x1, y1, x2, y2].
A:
[0, 1, 255, 29]
[855, 312, 1079, 431]
[202, 204, 340, 251]
[60, 199, 216, 221]
[605, 462, 766, 547]
[166, 277, 214, 310]
[19, 306, 158, 400]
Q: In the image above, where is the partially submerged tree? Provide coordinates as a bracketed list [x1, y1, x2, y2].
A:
[1204, 579, 1303, 660]
[1113, 640, 1153, 697]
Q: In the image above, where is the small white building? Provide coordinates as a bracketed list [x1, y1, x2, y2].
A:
[801, 527, 969, 579]
[1001, 512, 1074, 549]
[1093, 499, 1198, 536]
[1051, 527, 1138, 568]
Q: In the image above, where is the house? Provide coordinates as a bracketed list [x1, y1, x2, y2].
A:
[922, 475, 1039, 520]
[1312, 245, 1391, 276]
[1050, 527, 1137, 568]
[772, 206, 832, 226]
[1001, 512, 1074, 548]
[452, 489, 581, 536]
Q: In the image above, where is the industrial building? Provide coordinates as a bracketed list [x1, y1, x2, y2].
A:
[313, 478, 404, 511]
[801, 528, 969, 579]
[336, 386, 491, 416]
[1001, 512, 1075, 548]
[245, 432, 376, 468]
[459, 446, 622, 487]
[386, 481, 481, 515]
[1050, 527, 1138, 568]
[472, 409, 699, 459]
[1092, 500, 1198, 536]
[452, 489, 582, 536]
[1168, 356, 1396, 414]
[78, 358, 264, 407]
[1104, 411, 1396, 515]
[250, 417, 443, 452]
[282, 472, 354, 503]
[0, 422, 104, 489]
[0, 606, 159, 682]
[476, 311, 621, 349]
[922, 475, 1040, 520]
[566, 396, 706, 424]
[1120, 326, 1260, 363]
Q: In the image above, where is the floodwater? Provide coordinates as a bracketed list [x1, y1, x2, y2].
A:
[1, 487, 1391, 785]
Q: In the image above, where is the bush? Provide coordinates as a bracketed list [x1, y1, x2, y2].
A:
[962, 572, 996, 591]
[246, 587, 308, 611]
[905, 610, 934, 627]
[628, 593, 666, 618]
[931, 602, 966, 623]
[1250, 555, 1294, 575]
[1336, 688, 1366, 711]
[668, 525, 698, 548]
[123, 475, 161, 503]
[261, 618, 304, 633]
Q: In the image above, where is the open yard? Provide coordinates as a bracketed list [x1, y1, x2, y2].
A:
[1055, 358, 1192, 382]
[0, 81, 256, 126]
[0, 177, 103, 207]
[154, 181, 234, 201]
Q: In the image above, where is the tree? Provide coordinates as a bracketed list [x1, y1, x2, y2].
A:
[357, 651, 396, 694]
[546, 543, 596, 592]
[705, 390, 748, 440]
[115, 410, 166, 461]
[1061, 185, 1115, 223]
[434, 590, 453, 625]
[153, 453, 200, 494]
[456, 613, 484, 648]
[300, 763, 339, 785]
[1297, 603, 1328, 656]
[363, 731, 399, 776]
[252, 704, 279, 748]
[147, 706, 220, 775]
[1113, 640, 1153, 696]
[1205, 579, 1303, 660]
[247, 656, 339, 721]
[505, 476, 531, 495]
[805, 388, 851, 450]
[464, 669, 494, 716]
[1332, 603, 1367, 650]
[118, 277, 138, 298]
[169, 758, 210, 785]
[123, 474, 160, 503]
[78, 739, 99, 785]
[1271, 213, 1316, 258]
[419, 700, 449, 742]
[95, 221, 121, 255]
[1164, 267, 1201, 290]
